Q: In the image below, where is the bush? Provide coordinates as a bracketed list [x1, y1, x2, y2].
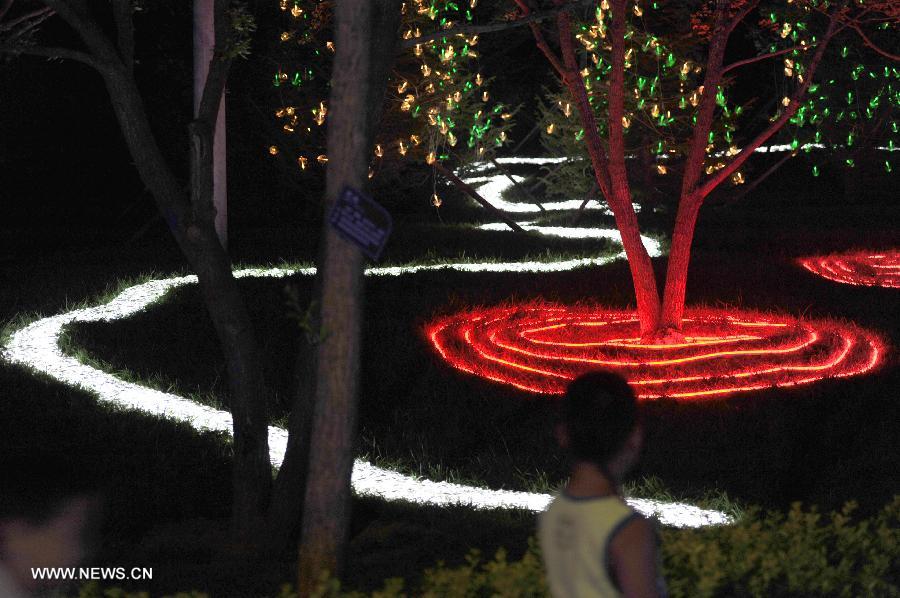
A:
[79, 497, 899, 597]
[660, 497, 900, 598]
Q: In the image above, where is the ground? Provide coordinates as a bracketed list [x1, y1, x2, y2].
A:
[0, 158, 897, 596]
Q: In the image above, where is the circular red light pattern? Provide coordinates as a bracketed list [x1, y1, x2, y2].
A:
[426, 305, 885, 400]
[798, 250, 900, 288]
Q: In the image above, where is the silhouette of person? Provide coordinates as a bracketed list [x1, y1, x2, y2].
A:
[539, 371, 666, 597]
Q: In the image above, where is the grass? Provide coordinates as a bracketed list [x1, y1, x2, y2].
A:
[57, 244, 899, 518]
[2, 160, 897, 596]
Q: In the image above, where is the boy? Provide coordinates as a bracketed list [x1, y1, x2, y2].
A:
[538, 371, 665, 598]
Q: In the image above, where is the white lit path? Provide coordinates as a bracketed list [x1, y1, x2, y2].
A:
[2, 265, 731, 528]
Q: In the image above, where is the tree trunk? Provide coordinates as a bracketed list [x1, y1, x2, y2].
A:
[554, 5, 661, 334]
[189, 119, 271, 541]
[194, 0, 228, 248]
[264, 0, 403, 560]
[297, 0, 390, 591]
[658, 194, 702, 332]
[100, 58, 271, 542]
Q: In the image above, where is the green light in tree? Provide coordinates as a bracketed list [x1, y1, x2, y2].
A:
[812, 165, 820, 177]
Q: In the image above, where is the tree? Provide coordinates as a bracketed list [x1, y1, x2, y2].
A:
[293, 2, 403, 592]
[0, 0, 273, 538]
[266, 0, 516, 212]
[513, 0, 898, 338]
[0, 0, 322, 547]
[194, 0, 229, 247]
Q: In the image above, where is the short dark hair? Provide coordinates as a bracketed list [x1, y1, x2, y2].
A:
[560, 370, 640, 466]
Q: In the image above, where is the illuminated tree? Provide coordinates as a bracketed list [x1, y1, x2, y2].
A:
[267, 0, 516, 207]
[515, 0, 898, 339]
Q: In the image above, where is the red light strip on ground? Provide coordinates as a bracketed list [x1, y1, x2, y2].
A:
[798, 250, 900, 288]
[426, 304, 887, 400]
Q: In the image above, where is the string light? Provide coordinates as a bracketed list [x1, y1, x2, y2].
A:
[270, 0, 513, 173]
[427, 305, 884, 399]
[799, 250, 900, 288]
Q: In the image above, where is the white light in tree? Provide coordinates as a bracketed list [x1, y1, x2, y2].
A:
[2, 266, 731, 528]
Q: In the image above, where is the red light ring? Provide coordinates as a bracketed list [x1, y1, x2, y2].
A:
[427, 304, 886, 400]
[799, 250, 900, 288]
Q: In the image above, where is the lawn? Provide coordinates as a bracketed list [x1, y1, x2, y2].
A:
[1, 159, 897, 596]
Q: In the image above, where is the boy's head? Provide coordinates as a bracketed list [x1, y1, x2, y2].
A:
[556, 371, 642, 474]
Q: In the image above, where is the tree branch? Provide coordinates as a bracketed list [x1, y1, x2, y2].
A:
[399, 1, 592, 49]
[0, 42, 96, 67]
[722, 44, 811, 75]
[110, 0, 134, 72]
[695, 9, 841, 200]
[433, 161, 525, 232]
[0, 0, 14, 22]
[554, 1, 613, 200]
[680, 0, 730, 199]
[0, 6, 52, 33]
[845, 20, 900, 61]
[1, 10, 52, 45]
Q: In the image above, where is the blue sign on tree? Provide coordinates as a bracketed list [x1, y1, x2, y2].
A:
[328, 186, 393, 261]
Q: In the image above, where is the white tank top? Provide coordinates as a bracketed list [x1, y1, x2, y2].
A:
[538, 494, 638, 597]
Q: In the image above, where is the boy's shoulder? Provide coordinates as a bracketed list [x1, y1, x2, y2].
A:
[541, 493, 638, 529]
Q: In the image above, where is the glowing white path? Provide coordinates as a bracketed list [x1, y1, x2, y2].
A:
[461, 145, 898, 214]
[477, 222, 662, 258]
[461, 174, 621, 214]
[2, 265, 731, 527]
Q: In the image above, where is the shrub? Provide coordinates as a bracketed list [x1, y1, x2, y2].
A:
[661, 497, 900, 598]
[79, 497, 899, 597]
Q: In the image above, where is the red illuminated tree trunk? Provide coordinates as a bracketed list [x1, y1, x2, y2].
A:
[521, 0, 661, 334]
[659, 4, 840, 331]
[519, 0, 844, 338]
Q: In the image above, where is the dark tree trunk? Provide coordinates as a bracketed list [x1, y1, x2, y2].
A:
[296, 1, 401, 591]
[76, 7, 271, 540]
[265, 0, 403, 560]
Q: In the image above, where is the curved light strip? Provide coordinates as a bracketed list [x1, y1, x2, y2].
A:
[1, 267, 732, 527]
[462, 174, 623, 213]
[798, 250, 900, 289]
[477, 222, 662, 258]
[427, 304, 885, 400]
